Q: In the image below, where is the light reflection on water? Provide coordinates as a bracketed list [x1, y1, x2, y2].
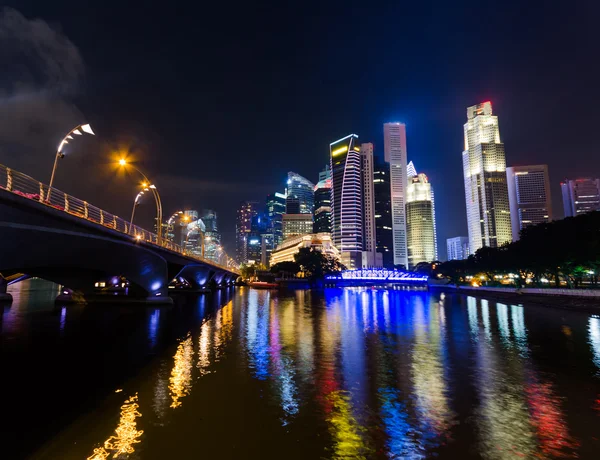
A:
[6, 284, 600, 459]
[86, 393, 144, 460]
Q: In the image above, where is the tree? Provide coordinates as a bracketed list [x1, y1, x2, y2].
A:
[294, 248, 345, 279]
[435, 211, 600, 289]
[240, 263, 256, 280]
[270, 261, 301, 276]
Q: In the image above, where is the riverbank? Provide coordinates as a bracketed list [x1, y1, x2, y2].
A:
[431, 284, 600, 312]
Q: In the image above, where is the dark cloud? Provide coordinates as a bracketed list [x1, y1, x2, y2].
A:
[0, 7, 84, 174]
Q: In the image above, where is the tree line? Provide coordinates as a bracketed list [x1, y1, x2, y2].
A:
[240, 247, 345, 281]
[436, 211, 600, 288]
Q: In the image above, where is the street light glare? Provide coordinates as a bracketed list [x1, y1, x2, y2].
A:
[81, 124, 95, 135]
[119, 158, 127, 166]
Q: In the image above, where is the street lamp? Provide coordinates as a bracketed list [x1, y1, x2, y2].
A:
[129, 186, 149, 234]
[166, 211, 184, 242]
[47, 123, 95, 201]
[118, 158, 163, 244]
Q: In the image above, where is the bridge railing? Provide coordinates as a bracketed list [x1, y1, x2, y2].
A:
[0, 164, 239, 274]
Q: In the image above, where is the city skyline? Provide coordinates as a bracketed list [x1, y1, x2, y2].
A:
[0, 4, 598, 260]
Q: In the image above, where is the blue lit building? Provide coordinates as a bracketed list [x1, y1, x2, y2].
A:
[286, 172, 314, 215]
[266, 192, 286, 247]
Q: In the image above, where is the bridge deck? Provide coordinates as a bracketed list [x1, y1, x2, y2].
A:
[0, 163, 238, 276]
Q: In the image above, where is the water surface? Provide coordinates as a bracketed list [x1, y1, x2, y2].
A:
[2, 280, 600, 459]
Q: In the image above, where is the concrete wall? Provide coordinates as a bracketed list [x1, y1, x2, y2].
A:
[430, 284, 600, 298]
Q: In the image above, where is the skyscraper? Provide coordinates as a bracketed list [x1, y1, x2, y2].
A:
[384, 122, 408, 267]
[266, 192, 286, 247]
[330, 134, 363, 269]
[286, 172, 314, 215]
[373, 157, 393, 267]
[447, 236, 470, 261]
[201, 209, 221, 263]
[313, 177, 332, 234]
[247, 213, 268, 265]
[319, 164, 331, 182]
[282, 214, 314, 239]
[360, 142, 380, 267]
[506, 165, 553, 240]
[406, 169, 437, 268]
[462, 101, 512, 253]
[561, 178, 600, 217]
[236, 201, 258, 264]
[182, 213, 205, 258]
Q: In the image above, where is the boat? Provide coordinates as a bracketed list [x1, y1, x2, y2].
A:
[248, 281, 279, 289]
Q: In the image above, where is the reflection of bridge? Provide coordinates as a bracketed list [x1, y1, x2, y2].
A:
[325, 268, 429, 287]
[0, 164, 239, 304]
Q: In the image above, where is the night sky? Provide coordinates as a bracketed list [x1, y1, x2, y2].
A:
[1, 1, 599, 259]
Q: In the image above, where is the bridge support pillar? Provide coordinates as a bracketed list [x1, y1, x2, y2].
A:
[0, 275, 12, 303]
[54, 287, 86, 304]
[145, 286, 173, 305]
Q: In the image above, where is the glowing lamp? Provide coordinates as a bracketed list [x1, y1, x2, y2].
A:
[80, 124, 95, 135]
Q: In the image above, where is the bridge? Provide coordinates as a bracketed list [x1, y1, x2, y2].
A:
[0, 164, 240, 304]
[324, 268, 429, 287]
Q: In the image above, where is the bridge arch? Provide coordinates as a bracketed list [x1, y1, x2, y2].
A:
[0, 223, 169, 298]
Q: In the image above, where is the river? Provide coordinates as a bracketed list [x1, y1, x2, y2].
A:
[2, 279, 600, 459]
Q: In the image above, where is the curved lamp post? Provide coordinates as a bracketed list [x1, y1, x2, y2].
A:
[118, 159, 163, 244]
[47, 123, 95, 201]
[165, 211, 184, 243]
[129, 186, 150, 234]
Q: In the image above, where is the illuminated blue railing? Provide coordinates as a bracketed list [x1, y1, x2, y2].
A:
[325, 268, 428, 283]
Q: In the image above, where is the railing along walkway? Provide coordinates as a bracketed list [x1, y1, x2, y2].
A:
[0, 164, 238, 274]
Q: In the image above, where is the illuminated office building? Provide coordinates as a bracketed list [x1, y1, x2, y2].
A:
[282, 214, 313, 240]
[330, 134, 363, 269]
[319, 164, 331, 182]
[286, 172, 314, 215]
[247, 213, 268, 266]
[270, 233, 340, 266]
[447, 236, 470, 261]
[266, 192, 286, 246]
[561, 178, 600, 217]
[384, 122, 408, 267]
[201, 209, 221, 263]
[462, 101, 512, 253]
[183, 215, 205, 258]
[506, 165, 553, 240]
[373, 157, 393, 267]
[360, 142, 381, 267]
[313, 177, 332, 234]
[406, 169, 438, 268]
[236, 201, 259, 264]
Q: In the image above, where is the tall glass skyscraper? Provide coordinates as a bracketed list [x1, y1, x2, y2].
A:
[462, 101, 512, 253]
[266, 192, 286, 246]
[313, 179, 332, 233]
[236, 201, 258, 264]
[506, 165, 553, 240]
[286, 172, 314, 215]
[406, 171, 438, 268]
[374, 157, 393, 267]
[330, 134, 363, 269]
[201, 209, 221, 263]
[384, 122, 408, 267]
